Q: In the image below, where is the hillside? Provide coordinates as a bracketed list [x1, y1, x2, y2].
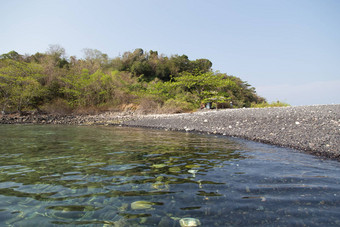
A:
[0, 46, 269, 115]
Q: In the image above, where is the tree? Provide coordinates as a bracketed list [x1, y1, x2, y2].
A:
[0, 60, 45, 114]
[0, 47, 268, 114]
[0, 51, 23, 61]
[172, 71, 233, 105]
[46, 44, 69, 68]
[218, 74, 265, 107]
[147, 70, 235, 108]
[168, 54, 191, 76]
[191, 59, 212, 73]
[47, 44, 66, 59]
[60, 69, 115, 107]
[82, 48, 109, 66]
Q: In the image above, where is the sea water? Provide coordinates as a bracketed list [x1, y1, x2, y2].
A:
[0, 125, 339, 226]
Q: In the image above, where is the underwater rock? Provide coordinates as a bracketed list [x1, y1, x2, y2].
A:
[152, 163, 166, 168]
[179, 218, 201, 227]
[151, 181, 169, 191]
[130, 201, 154, 210]
[188, 169, 198, 177]
[185, 164, 200, 169]
[169, 166, 181, 173]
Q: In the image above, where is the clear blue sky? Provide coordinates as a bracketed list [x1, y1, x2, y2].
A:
[2, 0, 340, 106]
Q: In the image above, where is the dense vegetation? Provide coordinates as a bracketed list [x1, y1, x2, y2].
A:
[0, 45, 269, 115]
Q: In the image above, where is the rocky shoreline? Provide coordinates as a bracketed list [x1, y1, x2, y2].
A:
[0, 112, 134, 125]
[1, 105, 339, 161]
[123, 105, 340, 161]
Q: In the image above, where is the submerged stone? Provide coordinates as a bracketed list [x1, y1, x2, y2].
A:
[151, 181, 169, 191]
[169, 166, 181, 173]
[131, 201, 154, 210]
[185, 164, 200, 169]
[188, 169, 198, 177]
[179, 218, 201, 227]
[152, 163, 166, 168]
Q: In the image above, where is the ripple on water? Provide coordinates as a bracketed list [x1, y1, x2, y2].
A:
[0, 125, 339, 226]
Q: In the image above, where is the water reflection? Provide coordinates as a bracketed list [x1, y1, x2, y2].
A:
[0, 125, 246, 226]
[0, 125, 339, 226]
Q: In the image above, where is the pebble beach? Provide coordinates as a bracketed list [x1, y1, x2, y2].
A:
[1, 104, 339, 160]
[122, 105, 340, 160]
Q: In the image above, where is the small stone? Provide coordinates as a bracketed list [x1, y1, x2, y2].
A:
[131, 201, 154, 210]
[295, 121, 300, 125]
[179, 218, 201, 227]
[152, 164, 166, 168]
[185, 164, 200, 169]
[188, 169, 198, 177]
[188, 169, 198, 174]
[203, 119, 208, 123]
[169, 166, 181, 173]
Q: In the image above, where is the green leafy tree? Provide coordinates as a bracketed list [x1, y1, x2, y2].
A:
[0, 51, 23, 61]
[0, 47, 268, 114]
[218, 74, 265, 107]
[173, 71, 234, 105]
[147, 70, 236, 109]
[191, 59, 212, 73]
[147, 79, 176, 100]
[60, 69, 115, 107]
[0, 60, 45, 114]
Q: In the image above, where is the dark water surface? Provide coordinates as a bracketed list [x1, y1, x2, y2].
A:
[0, 125, 339, 226]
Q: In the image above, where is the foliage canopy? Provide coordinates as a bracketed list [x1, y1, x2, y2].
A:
[0, 47, 269, 114]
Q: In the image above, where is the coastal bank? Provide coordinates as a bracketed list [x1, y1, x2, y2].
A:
[122, 105, 340, 160]
[1, 105, 339, 160]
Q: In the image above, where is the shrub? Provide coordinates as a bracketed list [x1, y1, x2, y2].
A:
[251, 101, 290, 108]
[40, 98, 72, 115]
[135, 97, 161, 114]
[161, 99, 196, 113]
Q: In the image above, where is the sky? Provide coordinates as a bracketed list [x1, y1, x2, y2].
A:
[1, 0, 340, 106]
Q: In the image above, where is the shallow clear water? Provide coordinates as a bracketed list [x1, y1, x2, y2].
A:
[0, 125, 339, 226]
